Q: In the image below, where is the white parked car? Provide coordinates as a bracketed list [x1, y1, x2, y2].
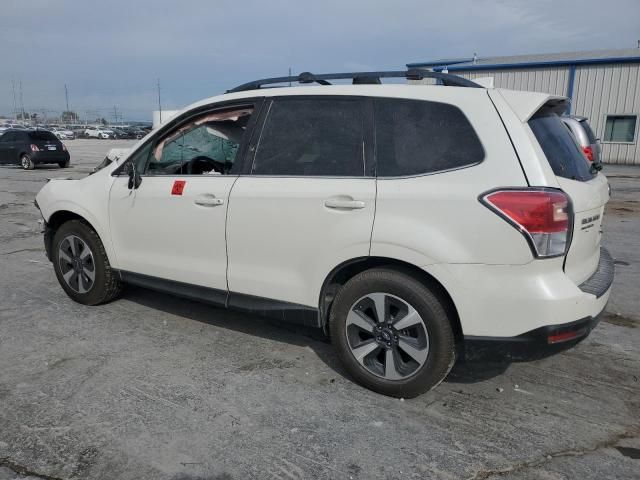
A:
[51, 127, 75, 140]
[84, 127, 111, 139]
[35, 71, 613, 397]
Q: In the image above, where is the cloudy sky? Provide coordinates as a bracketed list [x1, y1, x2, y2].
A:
[1, 0, 639, 121]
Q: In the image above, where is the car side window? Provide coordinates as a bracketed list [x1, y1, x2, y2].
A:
[129, 142, 153, 172]
[251, 98, 365, 176]
[146, 107, 254, 176]
[374, 98, 484, 177]
[0, 132, 14, 142]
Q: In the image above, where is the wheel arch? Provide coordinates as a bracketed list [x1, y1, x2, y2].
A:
[318, 257, 463, 344]
[45, 210, 107, 262]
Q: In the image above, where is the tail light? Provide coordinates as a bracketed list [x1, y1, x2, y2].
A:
[30, 144, 40, 152]
[62, 144, 67, 151]
[480, 189, 572, 258]
[581, 146, 594, 162]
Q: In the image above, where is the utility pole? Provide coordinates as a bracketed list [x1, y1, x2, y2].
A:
[64, 84, 70, 112]
[113, 105, 121, 125]
[157, 78, 162, 124]
[11, 79, 17, 121]
[19, 80, 25, 122]
[288, 67, 292, 86]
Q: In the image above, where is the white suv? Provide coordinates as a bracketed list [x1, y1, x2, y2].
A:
[35, 71, 613, 397]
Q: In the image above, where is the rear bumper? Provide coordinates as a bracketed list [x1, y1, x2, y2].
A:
[465, 311, 602, 349]
[423, 248, 614, 339]
[462, 249, 614, 353]
[578, 248, 614, 298]
[32, 151, 70, 164]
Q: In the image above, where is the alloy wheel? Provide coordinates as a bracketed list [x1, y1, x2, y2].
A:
[58, 235, 96, 294]
[346, 292, 430, 380]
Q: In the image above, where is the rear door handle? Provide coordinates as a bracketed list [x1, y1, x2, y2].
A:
[324, 199, 365, 210]
[194, 194, 224, 207]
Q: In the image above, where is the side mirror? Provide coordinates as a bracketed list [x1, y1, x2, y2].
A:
[124, 161, 142, 189]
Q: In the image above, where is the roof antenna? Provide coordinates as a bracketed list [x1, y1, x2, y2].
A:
[473, 52, 478, 64]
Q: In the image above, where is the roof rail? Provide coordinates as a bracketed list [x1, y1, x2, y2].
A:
[226, 69, 482, 93]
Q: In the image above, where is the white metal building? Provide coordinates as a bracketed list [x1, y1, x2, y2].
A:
[408, 49, 640, 165]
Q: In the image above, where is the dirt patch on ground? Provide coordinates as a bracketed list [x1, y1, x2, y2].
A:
[605, 200, 640, 217]
[602, 312, 639, 328]
[238, 358, 297, 372]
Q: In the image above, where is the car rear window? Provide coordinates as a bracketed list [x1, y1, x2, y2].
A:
[529, 113, 595, 182]
[374, 98, 484, 177]
[28, 131, 59, 142]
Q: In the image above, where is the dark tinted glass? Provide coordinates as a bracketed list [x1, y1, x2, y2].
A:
[28, 131, 59, 142]
[252, 98, 364, 176]
[0, 132, 16, 142]
[529, 114, 595, 181]
[375, 98, 484, 177]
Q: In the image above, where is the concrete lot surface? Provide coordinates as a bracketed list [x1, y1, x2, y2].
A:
[0, 140, 639, 479]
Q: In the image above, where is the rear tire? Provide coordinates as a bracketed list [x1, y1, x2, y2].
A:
[330, 267, 456, 398]
[21, 154, 35, 170]
[52, 220, 122, 305]
[58, 159, 70, 168]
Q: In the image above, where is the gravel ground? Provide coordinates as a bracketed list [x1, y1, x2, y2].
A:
[0, 140, 639, 479]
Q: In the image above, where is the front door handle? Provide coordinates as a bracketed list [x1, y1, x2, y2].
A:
[194, 194, 224, 207]
[324, 199, 365, 210]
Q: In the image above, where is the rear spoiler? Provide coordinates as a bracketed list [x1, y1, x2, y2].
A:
[493, 89, 569, 123]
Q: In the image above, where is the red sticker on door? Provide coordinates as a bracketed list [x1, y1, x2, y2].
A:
[171, 180, 186, 196]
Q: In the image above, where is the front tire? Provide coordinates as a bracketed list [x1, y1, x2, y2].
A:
[330, 268, 456, 398]
[52, 220, 121, 305]
[21, 154, 35, 170]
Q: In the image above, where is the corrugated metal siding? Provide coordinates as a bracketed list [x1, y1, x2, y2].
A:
[455, 67, 569, 96]
[414, 63, 640, 164]
[572, 63, 640, 165]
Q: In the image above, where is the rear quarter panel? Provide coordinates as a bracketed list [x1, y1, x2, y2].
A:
[371, 89, 532, 266]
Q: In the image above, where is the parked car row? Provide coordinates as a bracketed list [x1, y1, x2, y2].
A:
[83, 126, 147, 140]
[0, 123, 151, 141]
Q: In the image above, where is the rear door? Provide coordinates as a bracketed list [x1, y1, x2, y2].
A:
[528, 112, 609, 284]
[226, 96, 375, 309]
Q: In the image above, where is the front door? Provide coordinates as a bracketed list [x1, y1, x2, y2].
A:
[108, 104, 259, 296]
